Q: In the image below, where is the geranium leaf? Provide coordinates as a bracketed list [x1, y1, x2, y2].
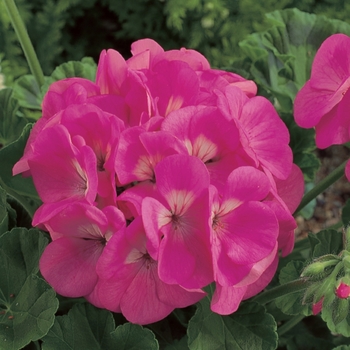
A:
[309, 229, 343, 258]
[42, 303, 159, 350]
[0, 185, 8, 234]
[111, 323, 159, 350]
[188, 297, 277, 350]
[41, 57, 97, 96]
[275, 261, 311, 316]
[0, 88, 28, 148]
[321, 298, 350, 337]
[0, 228, 57, 349]
[12, 75, 42, 111]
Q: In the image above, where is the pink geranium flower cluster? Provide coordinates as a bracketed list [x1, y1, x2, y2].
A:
[294, 33, 350, 180]
[13, 39, 303, 325]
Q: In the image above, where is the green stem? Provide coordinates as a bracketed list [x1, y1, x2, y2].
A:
[295, 160, 347, 214]
[252, 279, 311, 305]
[3, 0, 44, 87]
[277, 314, 305, 336]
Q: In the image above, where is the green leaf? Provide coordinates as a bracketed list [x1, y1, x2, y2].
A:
[0, 123, 41, 217]
[321, 299, 350, 337]
[309, 229, 343, 258]
[275, 261, 311, 316]
[188, 297, 277, 350]
[42, 58, 97, 96]
[0, 185, 8, 234]
[239, 8, 350, 113]
[0, 228, 58, 349]
[112, 323, 159, 350]
[333, 346, 350, 350]
[42, 303, 159, 350]
[13, 75, 42, 111]
[0, 88, 28, 148]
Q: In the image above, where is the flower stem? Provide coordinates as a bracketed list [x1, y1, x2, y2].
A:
[295, 160, 347, 214]
[3, 0, 45, 87]
[277, 314, 305, 336]
[252, 279, 311, 305]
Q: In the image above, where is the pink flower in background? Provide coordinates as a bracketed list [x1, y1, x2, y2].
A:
[294, 33, 350, 182]
[294, 34, 350, 149]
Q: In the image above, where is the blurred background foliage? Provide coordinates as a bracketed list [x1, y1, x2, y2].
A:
[1, 0, 350, 86]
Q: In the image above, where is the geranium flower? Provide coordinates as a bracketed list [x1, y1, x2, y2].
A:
[209, 166, 279, 287]
[142, 154, 213, 289]
[39, 202, 125, 298]
[217, 85, 293, 180]
[96, 217, 205, 324]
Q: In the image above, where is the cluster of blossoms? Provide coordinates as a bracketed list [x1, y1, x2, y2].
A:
[14, 39, 304, 324]
[295, 33, 350, 313]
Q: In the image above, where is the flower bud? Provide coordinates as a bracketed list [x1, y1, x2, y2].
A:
[336, 279, 350, 299]
[312, 296, 324, 315]
[301, 255, 339, 281]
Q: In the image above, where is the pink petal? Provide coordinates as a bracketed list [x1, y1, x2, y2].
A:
[211, 283, 247, 315]
[154, 154, 210, 212]
[40, 237, 103, 297]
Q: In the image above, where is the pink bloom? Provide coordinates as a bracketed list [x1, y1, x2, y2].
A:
[142, 154, 213, 289]
[39, 203, 125, 298]
[336, 281, 350, 299]
[294, 34, 350, 148]
[218, 86, 293, 180]
[96, 217, 205, 324]
[209, 166, 279, 287]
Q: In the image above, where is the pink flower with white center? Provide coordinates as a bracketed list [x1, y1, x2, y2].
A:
[142, 154, 213, 289]
[38, 202, 125, 298]
[146, 60, 200, 117]
[115, 127, 187, 185]
[96, 217, 205, 324]
[27, 124, 98, 205]
[161, 105, 241, 189]
[294, 34, 350, 149]
[209, 166, 279, 287]
[217, 85, 293, 180]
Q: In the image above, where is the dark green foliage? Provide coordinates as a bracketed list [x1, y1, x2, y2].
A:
[2, 0, 350, 86]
